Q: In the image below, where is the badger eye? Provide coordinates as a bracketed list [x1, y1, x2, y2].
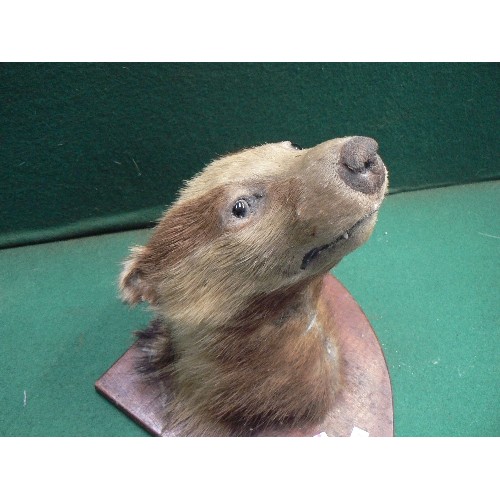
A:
[232, 199, 249, 218]
[290, 142, 303, 150]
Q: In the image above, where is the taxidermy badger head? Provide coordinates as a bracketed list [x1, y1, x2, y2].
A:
[119, 136, 388, 436]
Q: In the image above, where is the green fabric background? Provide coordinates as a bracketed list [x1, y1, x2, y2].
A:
[1, 181, 498, 436]
[1, 63, 499, 248]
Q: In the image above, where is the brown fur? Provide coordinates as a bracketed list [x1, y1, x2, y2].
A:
[120, 136, 388, 436]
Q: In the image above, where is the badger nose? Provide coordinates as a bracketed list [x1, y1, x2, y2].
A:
[338, 136, 386, 194]
[341, 136, 379, 172]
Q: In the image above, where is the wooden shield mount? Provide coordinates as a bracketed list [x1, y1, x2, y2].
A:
[95, 274, 394, 437]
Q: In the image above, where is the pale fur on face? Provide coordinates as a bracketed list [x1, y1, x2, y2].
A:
[120, 138, 387, 330]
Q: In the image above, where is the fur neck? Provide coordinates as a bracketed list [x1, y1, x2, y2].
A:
[137, 274, 341, 435]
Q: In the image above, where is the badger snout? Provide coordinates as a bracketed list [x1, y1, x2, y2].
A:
[337, 136, 387, 195]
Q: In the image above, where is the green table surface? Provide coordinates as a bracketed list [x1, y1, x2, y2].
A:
[1, 181, 498, 436]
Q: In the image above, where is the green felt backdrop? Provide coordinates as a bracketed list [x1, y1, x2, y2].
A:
[1, 63, 499, 248]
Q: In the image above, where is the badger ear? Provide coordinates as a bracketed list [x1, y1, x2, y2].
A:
[119, 246, 157, 305]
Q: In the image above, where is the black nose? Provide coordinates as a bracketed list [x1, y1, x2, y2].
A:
[338, 136, 386, 194]
[341, 136, 378, 172]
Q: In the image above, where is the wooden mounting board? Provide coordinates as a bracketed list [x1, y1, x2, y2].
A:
[96, 274, 394, 437]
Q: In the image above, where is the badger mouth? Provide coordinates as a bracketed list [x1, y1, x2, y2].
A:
[300, 210, 378, 270]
